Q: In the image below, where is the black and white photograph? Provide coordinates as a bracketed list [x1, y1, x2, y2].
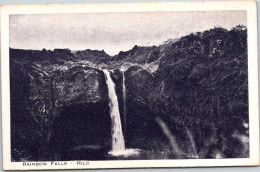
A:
[1, 0, 259, 170]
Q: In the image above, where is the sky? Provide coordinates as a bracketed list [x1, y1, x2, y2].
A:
[10, 11, 247, 55]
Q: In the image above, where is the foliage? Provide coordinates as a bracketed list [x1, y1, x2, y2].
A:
[9, 25, 248, 160]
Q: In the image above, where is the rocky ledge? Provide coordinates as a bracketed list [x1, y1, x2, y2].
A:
[10, 25, 248, 161]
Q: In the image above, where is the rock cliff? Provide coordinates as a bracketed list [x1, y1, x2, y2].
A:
[10, 25, 248, 160]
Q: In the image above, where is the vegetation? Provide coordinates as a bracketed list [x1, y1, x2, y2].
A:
[10, 25, 248, 160]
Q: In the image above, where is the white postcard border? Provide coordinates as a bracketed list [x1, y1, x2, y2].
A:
[1, 0, 259, 170]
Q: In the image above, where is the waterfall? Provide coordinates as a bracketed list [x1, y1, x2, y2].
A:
[103, 69, 139, 157]
[122, 71, 127, 134]
[103, 70, 126, 152]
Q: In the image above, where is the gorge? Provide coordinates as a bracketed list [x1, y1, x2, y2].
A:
[10, 25, 249, 161]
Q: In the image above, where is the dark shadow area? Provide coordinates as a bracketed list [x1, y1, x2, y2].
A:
[124, 101, 168, 152]
[49, 101, 111, 160]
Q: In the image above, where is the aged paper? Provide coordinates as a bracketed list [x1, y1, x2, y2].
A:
[1, 0, 259, 170]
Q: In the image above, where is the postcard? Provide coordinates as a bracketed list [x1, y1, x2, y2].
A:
[1, 0, 259, 170]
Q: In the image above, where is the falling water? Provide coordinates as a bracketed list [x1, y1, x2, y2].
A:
[103, 69, 125, 152]
[122, 71, 127, 134]
[103, 69, 139, 157]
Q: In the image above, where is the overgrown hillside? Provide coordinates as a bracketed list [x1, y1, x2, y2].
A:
[10, 25, 248, 161]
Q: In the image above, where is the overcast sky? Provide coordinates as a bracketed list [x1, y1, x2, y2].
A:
[10, 11, 246, 55]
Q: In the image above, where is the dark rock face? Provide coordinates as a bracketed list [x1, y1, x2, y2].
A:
[120, 26, 248, 158]
[10, 25, 248, 161]
[10, 53, 109, 161]
[112, 45, 157, 64]
[73, 49, 110, 64]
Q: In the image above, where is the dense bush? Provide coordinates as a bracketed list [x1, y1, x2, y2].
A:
[10, 25, 248, 160]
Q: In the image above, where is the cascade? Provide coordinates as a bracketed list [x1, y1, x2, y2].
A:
[103, 69, 139, 157]
[122, 70, 127, 134]
[103, 69, 125, 152]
